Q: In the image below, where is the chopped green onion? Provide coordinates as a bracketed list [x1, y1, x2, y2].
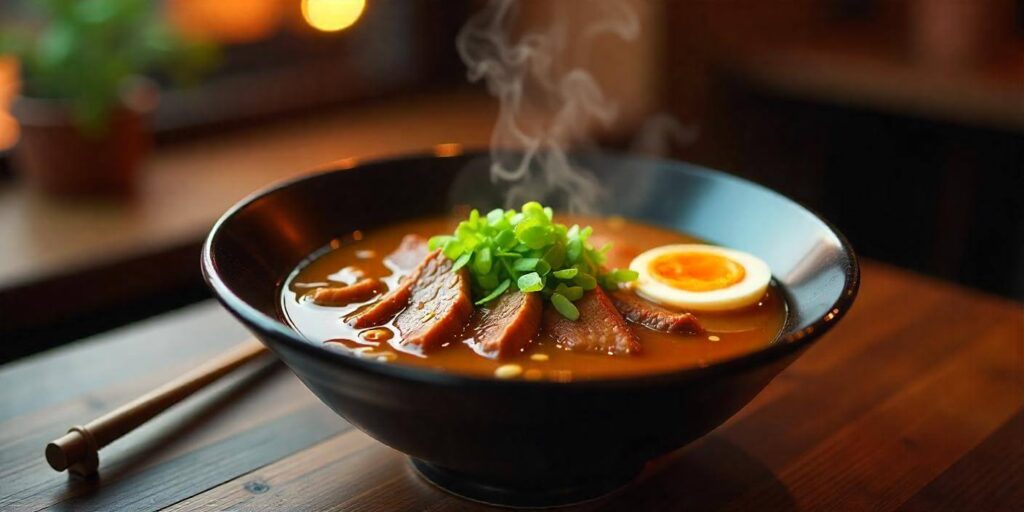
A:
[494, 229, 515, 248]
[555, 283, 584, 301]
[473, 247, 493, 275]
[517, 225, 550, 249]
[477, 272, 499, 290]
[429, 203, 637, 319]
[443, 239, 465, 260]
[573, 272, 598, 290]
[517, 272, 544, 292]
[566, 238, 583, 263]
[601, 268, 638, 290]
[535, 260, 552, 276]
[513, 257, 540, 271]
[429, 235, 454, 250]
[551, 292, 580, 320]
[475, 279, 511, 305]
[451, 252, 471, 272]
[544, 242, 566, 269]
[553, 268, 578, 279]
[486, 208, 505, 225]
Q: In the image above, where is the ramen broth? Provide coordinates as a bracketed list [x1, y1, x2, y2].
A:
[282, 216, 787, 380]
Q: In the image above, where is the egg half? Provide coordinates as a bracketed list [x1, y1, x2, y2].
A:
[629, 244, 771, 312]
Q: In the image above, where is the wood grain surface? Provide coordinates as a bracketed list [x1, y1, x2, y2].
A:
[1, 260, 1021, 511]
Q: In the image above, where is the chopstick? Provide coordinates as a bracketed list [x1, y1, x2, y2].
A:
[45, 338, 271, 477]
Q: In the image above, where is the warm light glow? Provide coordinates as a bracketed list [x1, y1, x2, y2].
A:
[301, 0, 366, 33]
[433, 143, 463, 157]
[0, 56, 20, 151]
[334, 157, 359, 169]
[166, 0, 283, 43]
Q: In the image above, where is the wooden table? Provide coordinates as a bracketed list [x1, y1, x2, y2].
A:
[1, 260, 1021, 511]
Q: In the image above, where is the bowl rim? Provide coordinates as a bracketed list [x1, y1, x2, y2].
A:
[202, 151, 860, 389]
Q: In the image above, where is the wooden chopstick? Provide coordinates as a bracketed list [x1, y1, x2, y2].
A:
[45, 338, 271, 477]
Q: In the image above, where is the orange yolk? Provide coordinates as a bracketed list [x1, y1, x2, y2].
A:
[649, 252, 746, 292]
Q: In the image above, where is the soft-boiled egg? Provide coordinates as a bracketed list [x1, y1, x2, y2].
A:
[629, 244, 771, 312]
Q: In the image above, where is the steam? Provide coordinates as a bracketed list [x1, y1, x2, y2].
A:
[629, 113, 699, 157]
[456, 0, 638, 213]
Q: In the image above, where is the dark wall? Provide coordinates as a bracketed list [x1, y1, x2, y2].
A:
[701, 80, 1023, 299]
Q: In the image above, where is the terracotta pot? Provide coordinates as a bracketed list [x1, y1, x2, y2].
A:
[10, 80, 158, 197]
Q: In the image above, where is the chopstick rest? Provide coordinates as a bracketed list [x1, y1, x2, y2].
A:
[45, 339, 271, 477]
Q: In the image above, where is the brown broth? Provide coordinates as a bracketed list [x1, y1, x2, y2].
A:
[281, 215, 787, 380]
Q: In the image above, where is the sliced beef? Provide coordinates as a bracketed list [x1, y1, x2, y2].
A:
[468, 291, 543, 359]
[348, 275, 416, 328]
[347, 237, 430, 328]
[542, 287, 641, 355]
[312, 278, 383, 306]
[393, 251, 473, 352]
[386, 234, 429, 272]
[610, 290, 704, 334]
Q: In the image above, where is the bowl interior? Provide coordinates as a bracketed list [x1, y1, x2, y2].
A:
[205, 152, 857, 364]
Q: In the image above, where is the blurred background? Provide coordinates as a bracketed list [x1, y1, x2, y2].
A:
[0, 0, 1021, 361]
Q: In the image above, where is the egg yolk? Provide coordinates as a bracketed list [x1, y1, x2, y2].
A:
[649, 252, 746, 292]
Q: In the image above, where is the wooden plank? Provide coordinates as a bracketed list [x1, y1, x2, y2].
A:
[0, 302, 348, 511]
[164, 430, 470, 512]
[722, 312, 1022, 510]
[702, 262, 1020, 469]
[898, 409, 1024, 511]
[0, 304, 249, 422]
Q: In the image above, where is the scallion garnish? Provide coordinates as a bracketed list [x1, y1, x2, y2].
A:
[429, 202, 638, 319]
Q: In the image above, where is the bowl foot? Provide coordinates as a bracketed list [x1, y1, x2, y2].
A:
[410, 458, 640, 508]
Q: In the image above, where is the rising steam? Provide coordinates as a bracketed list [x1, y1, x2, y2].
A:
[456, 0, 638, 213]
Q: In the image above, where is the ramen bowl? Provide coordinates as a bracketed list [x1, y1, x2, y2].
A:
[202, 152, 858, 507]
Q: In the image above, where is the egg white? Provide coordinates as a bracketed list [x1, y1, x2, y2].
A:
[629, 244, 772, 312]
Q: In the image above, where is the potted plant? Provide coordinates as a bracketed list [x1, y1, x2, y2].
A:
[1, 0, 214, 196]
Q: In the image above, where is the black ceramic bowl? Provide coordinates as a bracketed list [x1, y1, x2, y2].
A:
[202, 152, 858, 507]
